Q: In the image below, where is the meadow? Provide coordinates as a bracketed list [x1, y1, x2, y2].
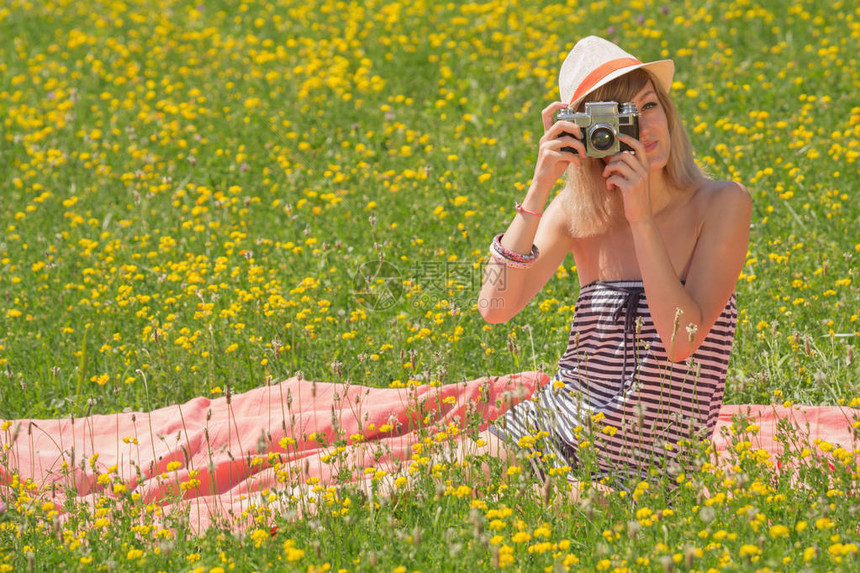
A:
[0, 0, 858, 570]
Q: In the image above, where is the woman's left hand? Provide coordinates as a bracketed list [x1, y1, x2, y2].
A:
[601, 134, 652, 224]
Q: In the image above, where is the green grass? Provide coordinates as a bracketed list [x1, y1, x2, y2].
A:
[0, 0, 858, 571]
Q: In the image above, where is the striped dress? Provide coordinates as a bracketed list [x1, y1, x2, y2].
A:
[490, 280, 737, 485]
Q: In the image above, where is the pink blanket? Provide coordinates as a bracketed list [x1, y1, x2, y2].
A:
[1, 372, 857, 532]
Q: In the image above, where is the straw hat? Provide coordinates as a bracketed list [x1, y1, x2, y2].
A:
[559, 36, 675, 110]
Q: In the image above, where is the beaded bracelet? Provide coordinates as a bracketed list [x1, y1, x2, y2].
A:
[493, 233, 539, 262]
[490, 242, 533, 269]
[489, 233, 540, 269]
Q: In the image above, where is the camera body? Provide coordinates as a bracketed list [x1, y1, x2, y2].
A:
[555, 101, 639, 158]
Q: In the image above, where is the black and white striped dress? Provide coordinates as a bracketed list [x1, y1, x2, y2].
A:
[490, 280, 737, 485]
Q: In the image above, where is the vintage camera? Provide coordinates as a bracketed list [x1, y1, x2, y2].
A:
[554, 101, 639, 158]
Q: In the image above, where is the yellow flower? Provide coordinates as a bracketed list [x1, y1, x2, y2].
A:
[250, 528, 269, 548]
[528, 541, 553, 554]
[512, 532, 531, 543]
[534, 526, 551, 538]
[770, 524, 790, 538]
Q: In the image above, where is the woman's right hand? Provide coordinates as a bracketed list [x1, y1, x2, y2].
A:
[532, 102, 585, 195]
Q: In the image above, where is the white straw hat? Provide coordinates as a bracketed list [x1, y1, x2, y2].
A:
[559, 36, 675, 110]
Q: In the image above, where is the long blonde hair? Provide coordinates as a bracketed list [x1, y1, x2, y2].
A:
[561, 69, 704, 237]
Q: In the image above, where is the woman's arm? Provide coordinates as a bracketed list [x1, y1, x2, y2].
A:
[478, 102, 583, 323]
[478, 196, 575, 323]
[605, 133, 751, 361]
[631, 183, 751, 361]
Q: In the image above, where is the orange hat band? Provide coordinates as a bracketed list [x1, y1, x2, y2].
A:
[569, 57, 642, 106]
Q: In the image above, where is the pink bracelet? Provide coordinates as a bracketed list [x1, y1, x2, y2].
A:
[515, 202, 542, 218]
[490, 244, 533, 269]
[493, 233, 539, 261]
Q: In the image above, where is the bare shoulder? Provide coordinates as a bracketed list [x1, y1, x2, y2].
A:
[696, 179, 751, 207]
[690, 179, 752, 223]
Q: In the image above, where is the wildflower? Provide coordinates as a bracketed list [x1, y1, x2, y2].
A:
[251, 528, 269, 548]
[829, 543, 858, 558]
[527, 542, 553, 554]
[739, 544, 761, 559]
[451, 485, 471, 498]
[770, 524, 790, 538]
[686, 322, 698, 342]
[512, 531, 531, 543]
[534, 526, 551, 538]
[497, 545, 515, 567]
[282, 540, 305, 562]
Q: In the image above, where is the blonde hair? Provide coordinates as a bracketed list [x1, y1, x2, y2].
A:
[561, 69, 704, 237]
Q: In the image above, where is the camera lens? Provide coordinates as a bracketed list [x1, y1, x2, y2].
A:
[590, 125, 615, 152]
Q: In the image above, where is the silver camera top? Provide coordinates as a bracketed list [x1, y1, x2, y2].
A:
[554, 101, 639, 158]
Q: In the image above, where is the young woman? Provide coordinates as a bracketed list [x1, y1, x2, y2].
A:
[476, 36, 752, 486]
[0, 37, 751, 524]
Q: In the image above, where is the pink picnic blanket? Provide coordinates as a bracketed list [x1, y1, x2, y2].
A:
[1, 372, 857, 532]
